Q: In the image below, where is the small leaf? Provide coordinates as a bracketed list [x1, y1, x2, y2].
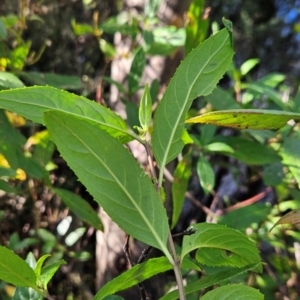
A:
[160, 263, 260, 300]
[0, 86, 133, 144]
[53, 188, 103, 230]
[0, 19, 7, 39]
[139, 83, 152, 131]
[171, 153, 191, 228]
[44, 111, 170, 257]
[99, 39, 116, 59]
[181, 223, 261, 271]
[201, 284, 263, 300]
[280, 133, 300, 188]
[240, 58, 260, 76]
[128, 47, 146, 95]
[152, 28, 233, 170]
[0, 72, 24, 89]
[0, 246, 37, 288]
[94, 257, 196, 300]
[270, 209, 300, 232]
[34, 255, 51, 278]
[197, 155, 214, 194]
[39, 260, 66, 288]
[186, 109, 300, 130]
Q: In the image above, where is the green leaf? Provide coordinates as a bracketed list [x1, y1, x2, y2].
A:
[219, 203, 272, 232]
[200, 124, 217, 145]
[0, 72, 24, 89]
[160, 263, 260, 300]
[128, 47, 146, 95]
[53, 188, 103, 230]
[202, 284, 263, 300]
[18, 72, 83, 90]
[144, 27, 186, 56]
[144, 0, 161, 18]
[0, 246, 37, 288]
[181, 223, 261, 271]
[139, 83, 152, 131]
[94, 257, 196, 300]
[204, 86, 240, 110]
[263, 162, 284, 186]
[152, 28, 233, 171]
[39, 260, 66, 288]
[211, 136, 281, 165]
[34, 255, 50, 278]
[186, 109, 300, 129]
[280, 133, 300, 188]
[0, 166, 16, 177]
[197, 155, 214, 194]
[125, 102, 140, 131]
[240, 58, 259, 76]
[44, 111, 170, 257]
[99, 39, 116, 59]
[71, 19, 94, 35]
[0, 179, 19, 193]
[171, 153, 191, 228]
[0, 19, 7, 39]
[185, 0, 209, 55]
[103, 296, 125, 300]
[99, 15, 138, 36]
[0, 86, 134, 143]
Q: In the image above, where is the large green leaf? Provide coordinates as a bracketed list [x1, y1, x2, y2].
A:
[0, 246, 37, 288]
[0, 86, 134, 143]
[152, 28, 233, 172]
[186, 109, 300, 129]
[201, 284, 263, 300]
[160, 263, 260, 300]
[181, 223, 261, 271]
[44, 111, 170, 257]
[94, 256, 200, 300]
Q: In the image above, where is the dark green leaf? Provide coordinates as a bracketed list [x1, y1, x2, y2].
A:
[44, 111, 170, 256]
[160, 263, 260, 300]
[171, 153, 191, 228]
[53, 188, 103, 230]
[39, 260, 66, 288]
[128, 47, 146, 95]
[280, 133, 300, 188]
[204, 86, 240, 110]
[19, 72, 82, 90]
[152, 28, 233, 171]
[0, 86, 133, 143]
[0, 19, 7, 39]
[212, 136, 281, 165]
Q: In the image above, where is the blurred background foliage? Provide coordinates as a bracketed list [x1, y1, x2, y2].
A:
[1, 0, 300, 299]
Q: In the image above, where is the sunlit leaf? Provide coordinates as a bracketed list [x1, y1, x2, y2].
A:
[197, 154, 214, 194]
[186, 109, 300, 129]
[0, 72, 24, 89]
[139, 83, 152, 131]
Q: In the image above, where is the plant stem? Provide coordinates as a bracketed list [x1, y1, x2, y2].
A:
[167, 230, 186, 300]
